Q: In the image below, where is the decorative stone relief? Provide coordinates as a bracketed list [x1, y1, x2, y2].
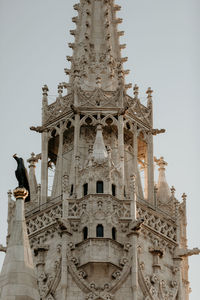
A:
[137, 205, 177, 242]
[26, 203, 62, 236]
[139, 262, 179, 300]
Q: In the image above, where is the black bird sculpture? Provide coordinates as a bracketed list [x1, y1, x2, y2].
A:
[13, 154, 30, 202]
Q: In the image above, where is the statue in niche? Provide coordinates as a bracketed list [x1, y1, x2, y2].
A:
[13, 154, 30, 201]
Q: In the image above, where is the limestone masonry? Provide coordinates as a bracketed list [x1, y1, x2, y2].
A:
[0, 0, 199, 299]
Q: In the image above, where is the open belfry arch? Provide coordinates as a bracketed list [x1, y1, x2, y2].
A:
[0, 0, 199, 300]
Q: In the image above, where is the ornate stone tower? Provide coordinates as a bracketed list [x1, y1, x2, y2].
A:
[0, 0, 199, 300]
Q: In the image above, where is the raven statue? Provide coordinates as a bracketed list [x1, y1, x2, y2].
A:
[13, 154, 30, 202]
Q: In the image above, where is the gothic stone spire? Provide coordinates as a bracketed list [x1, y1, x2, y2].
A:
[66, 0, 128, 91]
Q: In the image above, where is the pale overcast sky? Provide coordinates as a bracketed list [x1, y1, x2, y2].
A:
[0, 0, 199, 299]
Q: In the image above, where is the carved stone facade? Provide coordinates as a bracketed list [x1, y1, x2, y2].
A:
[0, 0, 199, 300]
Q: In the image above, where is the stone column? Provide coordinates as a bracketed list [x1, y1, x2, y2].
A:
[129, 175, 138, 300]
[133, 123, 138, 177]
[173, 256, 183, 300]
[61, 231, 68, 299]
[58, 129, 64, 198]
[63, 173, 69, 219]
[118, 115, 124, 199]
[174, 193, 183, 300]
[147, 133, 154, 204]
[154, 184, 158, 207]
[58, 225, 71, 300]
[41, 130, 49, 205]
[130, 175, 137, 219]
[74, 114, 80, 197]
[131, 232, 139, 300]
[27, 152, 38, 202]
[88, 145, 94, 194]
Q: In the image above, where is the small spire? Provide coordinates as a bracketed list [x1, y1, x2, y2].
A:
[42, 85, 48, 124]
[155, 156, 171, 203]
[92, 124, 108, 164]
[146, 87, 153, 107]
[27, 153, 38, 202]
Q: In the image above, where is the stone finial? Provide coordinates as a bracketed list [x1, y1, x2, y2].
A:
[58, 83, 63, 96]
[27, 152, 38, 168]
[155, 156, 167, 170]
[42, 84, 49, 96]
[133, 84, 139, 98]
[182, 193, 187, 202]
[171, 186, 176, 197]
[146, 87, 153, 107]
[125, 83, 132, 90]
[13, 187, 29, 200]
[146, 87, 153, 98]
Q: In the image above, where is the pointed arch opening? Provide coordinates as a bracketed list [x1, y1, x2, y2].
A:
[112, 184, 116, 196]
[112, 227, 117, 241]
[96, 181, 104, 193]
[83, 227, 88, 240]
[83, 183, 88, 196]
[96, 224, 104, 237]
[70, 184, 74, 196]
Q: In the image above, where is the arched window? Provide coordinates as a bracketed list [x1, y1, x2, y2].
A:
[96, 181, 104, 193]
[70, 184, 74, 196]
[112, 184, 116, 196]
[83, 183, 88, 196]
[112, 227, 116, 241]
[96, 224, 104, 237]
[83, 227, 88, 240]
